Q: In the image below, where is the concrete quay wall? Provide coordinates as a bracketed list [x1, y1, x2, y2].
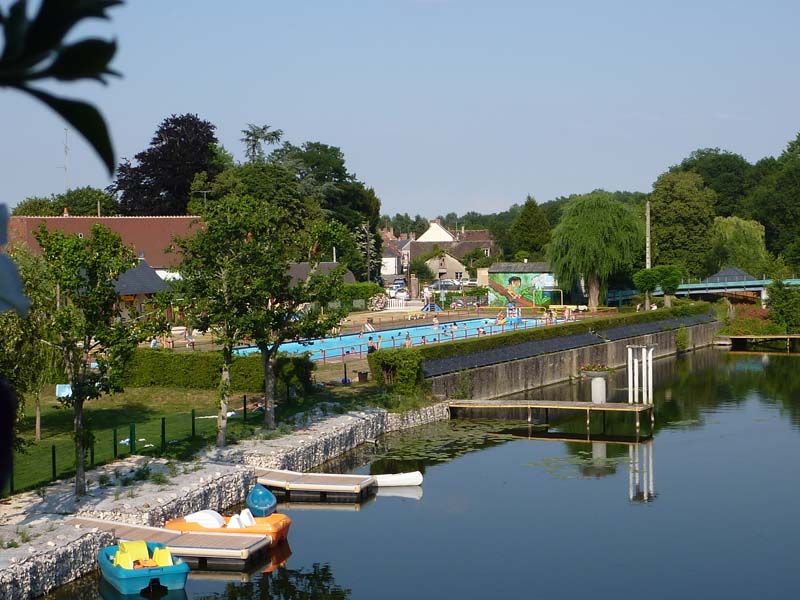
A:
[430, 321, 722, 400]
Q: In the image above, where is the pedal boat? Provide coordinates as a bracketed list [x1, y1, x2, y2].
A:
[98, 540, 189, 595]
[164, 509, 291, 546]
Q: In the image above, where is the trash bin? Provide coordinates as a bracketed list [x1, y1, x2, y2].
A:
[357, 371, 369, 383]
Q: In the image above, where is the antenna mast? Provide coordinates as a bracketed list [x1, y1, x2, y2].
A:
[57, 128, 69, 191]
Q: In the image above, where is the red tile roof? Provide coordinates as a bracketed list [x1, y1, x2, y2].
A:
[7, 216, 200, 269]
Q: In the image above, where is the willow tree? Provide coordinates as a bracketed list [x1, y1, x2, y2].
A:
[549, 192, 643, 310]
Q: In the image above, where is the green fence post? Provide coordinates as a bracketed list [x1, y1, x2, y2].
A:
[51, 445, 56, 480]
[161, 417, 166, 453]
[129, 423, 136, 454]
[113, 428, 117, 459]
[90, 444, 95, 467]
[191, 409, 196, 439]
[9, 467, 13, 495]
[243, 395, 247, 423]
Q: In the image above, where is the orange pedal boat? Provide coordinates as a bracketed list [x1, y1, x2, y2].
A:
[164, 509, 291, 546]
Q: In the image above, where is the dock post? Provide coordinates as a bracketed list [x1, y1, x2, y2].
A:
[641, 346, 648, 403]
[648, 347, 655, 404]
[627, 347, 633, 403]
[586, 408, 590, 433]
[633, 357, 639, 403]
[527, 405, 531, 423]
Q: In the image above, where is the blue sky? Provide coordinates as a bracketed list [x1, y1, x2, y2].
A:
[2, 0, 799, 216]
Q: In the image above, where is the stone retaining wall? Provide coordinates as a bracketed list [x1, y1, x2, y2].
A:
[430, 321, 722, 400]
[0, 531, 112, 600]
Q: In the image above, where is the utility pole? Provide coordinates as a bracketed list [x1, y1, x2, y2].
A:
[645, 198, 651, 269]
[362, 223, 371, 283]
[57, 128, 69, 191]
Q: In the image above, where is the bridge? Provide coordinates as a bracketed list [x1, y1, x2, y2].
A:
[609, 276, 800, 305]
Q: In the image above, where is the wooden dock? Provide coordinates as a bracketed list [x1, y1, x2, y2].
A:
[66, 517, 271, 570]
[449, 399, 655, 434]
[255, 468, 376, 502]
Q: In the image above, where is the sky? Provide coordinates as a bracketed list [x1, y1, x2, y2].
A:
[2, 0, 800, 217]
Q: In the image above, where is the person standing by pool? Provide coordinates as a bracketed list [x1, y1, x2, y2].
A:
[367, 337, 376, 353]
[432, 316, 439, 330]
[404, 333, 412, 348]
[377, 335, 383, 350]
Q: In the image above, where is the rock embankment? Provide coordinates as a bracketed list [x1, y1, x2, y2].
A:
[0, 401, 449, 599]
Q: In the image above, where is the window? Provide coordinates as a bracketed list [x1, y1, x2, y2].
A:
[482, 247, 490, 257]
[455, 272, 463, 280]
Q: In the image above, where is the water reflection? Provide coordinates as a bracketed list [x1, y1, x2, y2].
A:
[191, 563, 350, 600]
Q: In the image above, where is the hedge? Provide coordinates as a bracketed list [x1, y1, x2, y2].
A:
[339, 282, 386, 302]
[368, 302, 711, 392]
[120, 349, 314, 396]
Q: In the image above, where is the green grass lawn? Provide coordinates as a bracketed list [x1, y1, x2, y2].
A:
[8, 387, 259, 494]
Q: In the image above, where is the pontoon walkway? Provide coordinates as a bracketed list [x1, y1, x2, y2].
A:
[66, 517, 271, 570]
[255, 468, 376, 502]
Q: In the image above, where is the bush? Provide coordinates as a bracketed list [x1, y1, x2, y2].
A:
[338, 282, 385, 303]
[120, 349, 314, 394]
[367, 348, 426, 396]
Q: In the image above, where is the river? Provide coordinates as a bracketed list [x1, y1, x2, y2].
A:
[52, 348, 800, 600]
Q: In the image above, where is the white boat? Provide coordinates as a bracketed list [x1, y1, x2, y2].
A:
[373, 471, 423, 487]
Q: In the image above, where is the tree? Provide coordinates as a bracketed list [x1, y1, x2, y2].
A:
[12, 196, 59, 216]
[672, 148, 753, 217]
[241, 124, 283, 164]
[111, 113, 220, 215]
[549, 192, 643, 310]
[706, 216, 771, 277]
[651, 265, 684, 307]
[632, 268, 659, 307]
[650, 171, 716, 277]
[1, 245, 62, 442]
[177, 173, 345, 433]
[35, 224, 140, 496]
[409, 257, 434, 281]
[507, 196, 551, 258]
[766, 281, 800, 333]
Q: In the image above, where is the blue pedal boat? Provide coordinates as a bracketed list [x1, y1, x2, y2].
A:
[246, 483, 277, 517]
[98, 540, 189, 596]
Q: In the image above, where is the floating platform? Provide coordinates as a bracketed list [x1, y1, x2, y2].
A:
[255, 468, 376, 502]
[449, 399, 655, 434]
[66, 517, 271, 570]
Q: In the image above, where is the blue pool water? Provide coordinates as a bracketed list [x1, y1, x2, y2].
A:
[234, 316, 554, 361]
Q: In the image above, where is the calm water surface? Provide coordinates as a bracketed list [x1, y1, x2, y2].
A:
[60, 349, 800, 600]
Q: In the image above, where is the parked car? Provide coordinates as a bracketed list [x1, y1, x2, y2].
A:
[426, 279, 462, 292]
[462, 279, 478, 287]
[392, 277, 407, 287]
[392, 288, 410, 300]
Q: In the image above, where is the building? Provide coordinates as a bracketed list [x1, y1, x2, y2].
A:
[113, 259, 169, 320]
[486, 262, 561, 307]
[7, 215, 198, 278]
[399, 220, 496, 276]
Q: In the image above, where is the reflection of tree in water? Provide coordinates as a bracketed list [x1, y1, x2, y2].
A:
[193, 563, 350, 600]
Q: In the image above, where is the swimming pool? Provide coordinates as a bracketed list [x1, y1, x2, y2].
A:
[234, 316, 557, 362]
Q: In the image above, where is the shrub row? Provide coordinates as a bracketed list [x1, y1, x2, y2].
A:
[368, 303, 711, 393]
[120, 349, 314, 396]
[339, 282, 386, 302]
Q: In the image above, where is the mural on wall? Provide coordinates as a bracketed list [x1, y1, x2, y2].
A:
[487, 271, 557, 307]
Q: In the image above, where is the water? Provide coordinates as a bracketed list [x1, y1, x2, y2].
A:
[234, 316, 548, 361]
[53, 349, 800, 600]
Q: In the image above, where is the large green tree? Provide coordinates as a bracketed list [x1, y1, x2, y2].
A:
[706, 216, 771, 277]
[12, 186, 119, 216]
[507, 195, 550, 259]
[549, 192, 643, 310]
[35, 224, 140, 496]
[672, 148, 752, 217]
[650, 171, 716, 277]
[111, 113, 221, 215]
[744, 133, 800, 267]
[177, 179, 345, 433]
[241, 124, 283, 164]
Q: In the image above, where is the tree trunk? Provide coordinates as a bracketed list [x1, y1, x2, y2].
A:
[217, 345, 231, 448]
[35, 391, 41, 441]
[587, 273, 600, 311]
[74, 398, 86, 497]
[664, 294, 672, 307]
[262, 349, 276, 430]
